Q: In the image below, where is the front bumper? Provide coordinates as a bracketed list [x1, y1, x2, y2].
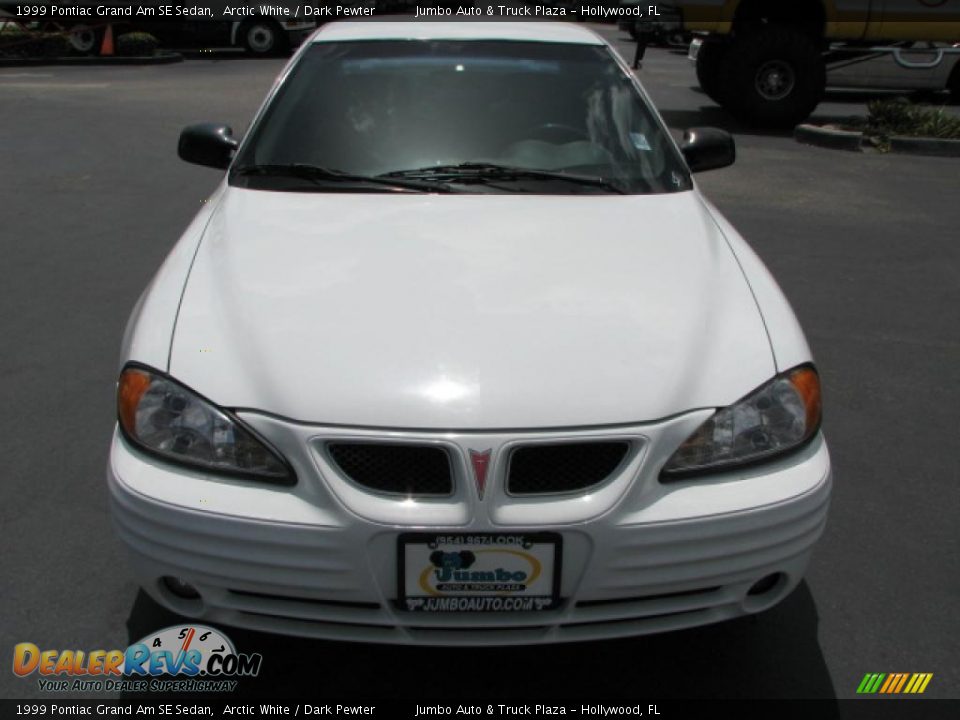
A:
[107, 416, 831, 645]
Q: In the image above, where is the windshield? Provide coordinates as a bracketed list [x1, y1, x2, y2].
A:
[231, 40, 691, 195]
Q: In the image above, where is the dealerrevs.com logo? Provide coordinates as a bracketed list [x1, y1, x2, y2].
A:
[13, 625, 261, 692]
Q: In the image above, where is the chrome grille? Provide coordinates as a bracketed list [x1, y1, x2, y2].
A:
[326, 442, 453, 496]
[507, 441, 630, 495]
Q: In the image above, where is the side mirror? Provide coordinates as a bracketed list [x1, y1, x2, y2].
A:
[178, 123, 238, 170]
[680, 127, 735, 172]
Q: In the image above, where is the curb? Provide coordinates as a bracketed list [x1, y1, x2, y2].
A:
[889, 135, 960, 158]
[795, 123, 960, 157]
[0, 52, 183, 67]
[794, 124, 864, 152]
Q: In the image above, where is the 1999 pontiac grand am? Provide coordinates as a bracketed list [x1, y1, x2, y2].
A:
[109, 21, 831, 644]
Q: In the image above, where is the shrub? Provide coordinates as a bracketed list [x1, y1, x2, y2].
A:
[0, 24, 69, 58]
[866, 97, 960, 140]
[116, 32, 158, 58]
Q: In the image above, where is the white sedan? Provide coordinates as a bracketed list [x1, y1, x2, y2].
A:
[109, 21, 831, 645]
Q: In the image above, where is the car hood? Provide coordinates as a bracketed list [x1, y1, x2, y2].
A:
[169, 188, 774, 429]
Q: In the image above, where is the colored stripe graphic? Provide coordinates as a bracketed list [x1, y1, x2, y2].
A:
[857, 673, 933, 694]
[879, 674, 896, 693]
[905, 673, 934, 694]
[893, 674, 910, 693]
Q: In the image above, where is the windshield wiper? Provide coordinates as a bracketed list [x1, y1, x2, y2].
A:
[233, 163, 455, 193]
[380, 162, 627, 194]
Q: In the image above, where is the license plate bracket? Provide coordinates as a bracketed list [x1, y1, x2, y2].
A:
[397, 532, 562, 612]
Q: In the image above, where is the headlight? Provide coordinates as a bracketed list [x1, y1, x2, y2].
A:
[117, 365, 294, 484]
[661, 365, 822, 478]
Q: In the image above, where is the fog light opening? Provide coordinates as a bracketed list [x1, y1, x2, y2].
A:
[748, 573, 783, 597]
[162, 576, 201, 600]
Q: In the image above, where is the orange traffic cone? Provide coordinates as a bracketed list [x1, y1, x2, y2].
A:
[100, 24, 114, 56]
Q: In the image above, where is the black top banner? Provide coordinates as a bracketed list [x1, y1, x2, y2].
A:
[2, 1, 960, 25]
[0, 1, 704, 31]
[0, 1, 670, 23]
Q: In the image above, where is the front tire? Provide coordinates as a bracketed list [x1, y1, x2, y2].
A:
[695, 41, 730, 105]
[240, 19, 287, 56]
[719, 26, 825, 128]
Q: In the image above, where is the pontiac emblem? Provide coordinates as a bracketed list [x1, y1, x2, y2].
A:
[469, 449, 492, 500]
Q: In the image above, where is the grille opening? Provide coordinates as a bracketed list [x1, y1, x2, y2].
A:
[564, 608, 709, 628]
[407, 625, 552, 633]
[239, 611, 386, 630]
[507, 441, 630, 495]
[327, 442, 453, 496]
[576, 586, 721, 608]
[228, 589, 381, 610]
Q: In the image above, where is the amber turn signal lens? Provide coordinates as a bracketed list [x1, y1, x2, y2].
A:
[118, 368, 152, 435]
[789, 366, 822, 436]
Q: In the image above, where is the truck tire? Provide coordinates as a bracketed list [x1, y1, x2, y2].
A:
[695, 41, 730, 105]
[949, 62, 960, 103]
[240, 19, 287, 56]
[67, 24, 99, 55]
[718, 25, 825, 128]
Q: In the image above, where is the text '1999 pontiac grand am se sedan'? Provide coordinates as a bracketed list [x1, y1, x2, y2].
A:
[109, 20, 831, 645]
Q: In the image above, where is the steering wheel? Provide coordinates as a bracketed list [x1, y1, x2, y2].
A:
[524, 123, 590, 143]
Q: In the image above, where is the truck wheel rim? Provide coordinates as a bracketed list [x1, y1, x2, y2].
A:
[69, 26, 96, 53]
[248, 25, 274, 53]
[755, 60, 796, 101]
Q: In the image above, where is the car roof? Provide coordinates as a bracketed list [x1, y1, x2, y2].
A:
[310, 21, 606, 46]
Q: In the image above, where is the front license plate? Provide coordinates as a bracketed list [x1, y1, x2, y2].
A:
[398, 532, 562, 612]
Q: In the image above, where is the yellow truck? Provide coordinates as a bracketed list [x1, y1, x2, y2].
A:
[660, 0, 960, 126]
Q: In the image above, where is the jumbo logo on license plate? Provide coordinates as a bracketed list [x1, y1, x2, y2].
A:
[398, 533, 562, 612]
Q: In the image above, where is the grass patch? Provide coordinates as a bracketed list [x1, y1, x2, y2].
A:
[834, 98, 960, 151]
[866, 98, 960, 139]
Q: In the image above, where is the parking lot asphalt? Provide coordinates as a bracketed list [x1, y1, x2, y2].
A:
[1, 24, 958, 702]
